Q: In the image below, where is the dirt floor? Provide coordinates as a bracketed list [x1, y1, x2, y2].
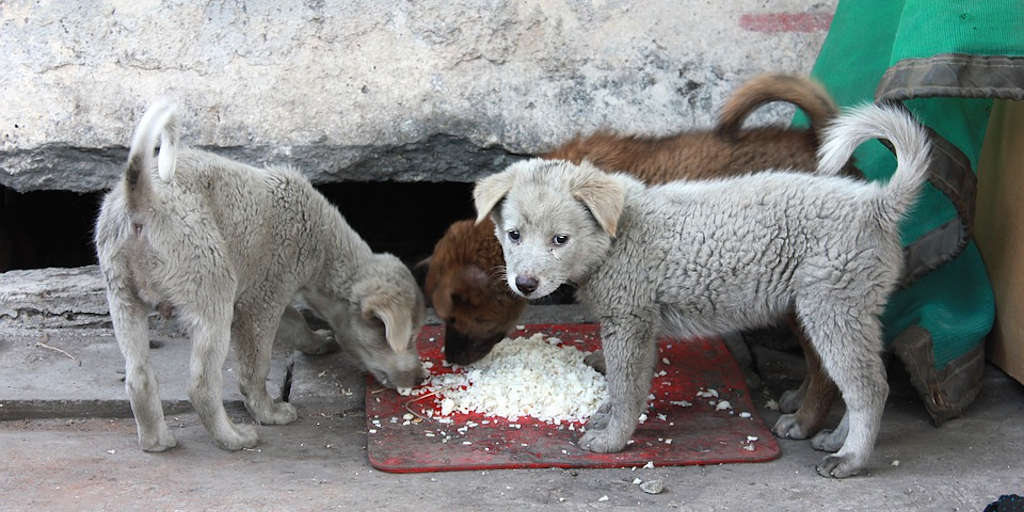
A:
[2, 348, 1022, 511]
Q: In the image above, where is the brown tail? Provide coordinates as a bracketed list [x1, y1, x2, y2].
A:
[714, 74, 838, 141]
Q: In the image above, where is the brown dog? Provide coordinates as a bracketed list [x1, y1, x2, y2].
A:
[424, 74, 853, 439]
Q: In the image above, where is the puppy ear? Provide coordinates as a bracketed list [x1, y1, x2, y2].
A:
[362, 296, 413, 353]
[569, 163, 625, 237]
[473, 170, 514, 224]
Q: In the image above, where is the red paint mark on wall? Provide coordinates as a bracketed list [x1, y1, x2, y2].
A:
[739, 12, 833, 33]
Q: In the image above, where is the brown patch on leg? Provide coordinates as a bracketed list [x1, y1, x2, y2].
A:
[789, 316, 839, 436]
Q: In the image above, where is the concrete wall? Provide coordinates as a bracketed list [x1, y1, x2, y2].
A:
[0, 0, 836, 192]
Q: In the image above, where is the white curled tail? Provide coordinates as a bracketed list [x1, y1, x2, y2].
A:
[124, 98, 179, 211]
[817, 103, 931, 226]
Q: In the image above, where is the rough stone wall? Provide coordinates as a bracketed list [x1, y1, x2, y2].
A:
[0, 0, 835, 192]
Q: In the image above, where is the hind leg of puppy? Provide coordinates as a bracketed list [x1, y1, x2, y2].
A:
[186, 309, 259, 451]
[232, 302, 297, 425]
[277, 305, 339, 356]
[579, 316, 656, 453]
[798, 300, 887, 478]
[107, 286, 177, 452]
[774, 325, 838, 439]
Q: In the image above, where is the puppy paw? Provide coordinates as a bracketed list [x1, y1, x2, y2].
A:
[259, 401, 299, 425]
[578, 426, 629, 453]
[810, 428, 845, 452]
[779, 388, 803, 414]
[772, 413, 810, 440]
[214, 423, 260, 451]
[815, 454, 864, 479]
[301, 341, 341, 356]
[298, 331, 340, 356]
[140, 429, 178, 452]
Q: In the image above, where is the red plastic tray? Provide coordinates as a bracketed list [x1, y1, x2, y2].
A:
[366, 324, 780, 473]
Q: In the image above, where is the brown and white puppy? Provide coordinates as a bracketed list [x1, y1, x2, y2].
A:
[96, 99, 426, 452]
[424, 74, 853, 438]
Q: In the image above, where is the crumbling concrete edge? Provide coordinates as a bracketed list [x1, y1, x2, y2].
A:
[0, 135, 527, 193]
[0, 398, 252, 422]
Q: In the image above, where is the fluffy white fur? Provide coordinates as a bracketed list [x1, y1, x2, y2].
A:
[474, 103, 931, 478]
[96, 99, 426, 452]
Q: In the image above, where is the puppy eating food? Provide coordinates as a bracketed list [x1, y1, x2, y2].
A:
[96, 99, 426, 451]
[473, 104, 931, 478]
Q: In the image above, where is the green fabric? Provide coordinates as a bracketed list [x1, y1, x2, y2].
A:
[897, 97, 991, 242]
[891, 1, 1024, 60]
[883, 242, 994, 367]
[792, 0, 1024, 368]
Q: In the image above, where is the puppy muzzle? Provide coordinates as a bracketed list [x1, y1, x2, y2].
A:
[443, 323, 506, 365]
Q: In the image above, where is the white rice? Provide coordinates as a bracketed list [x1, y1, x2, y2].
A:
[420, 333, 608, 424]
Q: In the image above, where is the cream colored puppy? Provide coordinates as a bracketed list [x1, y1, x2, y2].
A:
[96, 99, 425, 451]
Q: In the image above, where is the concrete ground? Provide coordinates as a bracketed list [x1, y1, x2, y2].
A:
[1, 306, 1022, 511]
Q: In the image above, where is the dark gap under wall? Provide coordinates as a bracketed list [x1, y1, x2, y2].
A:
[0, 181, 477, 273]
[0, 187, 102, 272]
[318, 181, 477, 264]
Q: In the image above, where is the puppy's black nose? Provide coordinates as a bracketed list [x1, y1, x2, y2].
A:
[515, 275, 539, 295]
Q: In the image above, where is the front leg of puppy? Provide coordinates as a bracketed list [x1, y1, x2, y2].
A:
[189, 315, 259, 451]
[779, 385, 806, 415]
[232, 302, 298, 425]
[778, 317, 812, 414]
[580, 316, 656, 453]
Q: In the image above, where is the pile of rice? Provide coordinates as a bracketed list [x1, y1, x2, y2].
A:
[420, 333, 608, 424]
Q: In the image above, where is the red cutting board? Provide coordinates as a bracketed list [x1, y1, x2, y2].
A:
[366, 324, 780, 473]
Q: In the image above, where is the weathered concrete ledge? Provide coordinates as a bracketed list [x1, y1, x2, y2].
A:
[0, 265, 593, 334]
[0, 265, 179, 334]
[1, 0, 835, 192]
[0, 332, 288, 420]
[1, 136, 526, 193]
[0, 266, 113, 331]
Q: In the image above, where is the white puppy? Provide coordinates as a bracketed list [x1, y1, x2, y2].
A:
[473, 104, 930, 478]
[96, 99, 425, 451]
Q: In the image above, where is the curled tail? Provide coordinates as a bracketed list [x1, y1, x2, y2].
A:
[817, 103, 931, 226]
[715, 73, 838, 141]
[124, 98, 180, 212]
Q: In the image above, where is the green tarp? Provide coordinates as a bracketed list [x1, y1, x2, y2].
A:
[794, 0, 1024, 423]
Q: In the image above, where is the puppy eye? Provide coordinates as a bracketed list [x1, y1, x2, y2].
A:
[552, 234, 569, 246]
[507, 230, 520, 242]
